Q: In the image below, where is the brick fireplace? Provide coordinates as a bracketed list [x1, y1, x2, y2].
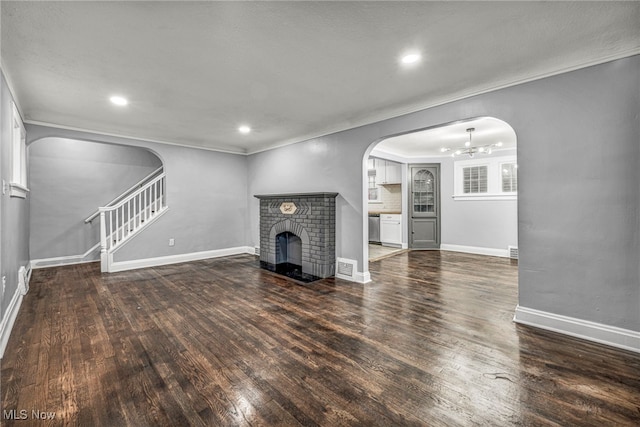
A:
[255, 193, 338, 281]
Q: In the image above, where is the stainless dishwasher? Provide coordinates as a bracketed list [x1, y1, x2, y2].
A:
[368, 214, 380, 243]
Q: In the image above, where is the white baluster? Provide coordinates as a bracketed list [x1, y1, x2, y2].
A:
[115, 208, 120, 244]
[109, 210, 113, 249]
[99, 210, 107, 272]
[152, 181, 156, 216]
[143, 187, 147, 222]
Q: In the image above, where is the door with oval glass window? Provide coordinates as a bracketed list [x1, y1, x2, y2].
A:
[409, 164, 440, 249]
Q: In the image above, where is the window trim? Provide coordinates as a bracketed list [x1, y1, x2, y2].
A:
[500, 162, 518, 194]
[453, 155, 517, 201]
[462, 164, 488, 194]
[367, 169, 381, 202]
[9, 102, 29, 198]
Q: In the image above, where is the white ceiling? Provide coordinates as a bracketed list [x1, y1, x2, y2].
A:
[2, 1, 639, 155]
[374, 117, 517, 159]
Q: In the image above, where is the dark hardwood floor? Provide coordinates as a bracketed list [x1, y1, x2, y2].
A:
[2, 251, 639, 426]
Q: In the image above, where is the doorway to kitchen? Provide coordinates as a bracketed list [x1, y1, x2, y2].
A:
[364, 116, 518, 265]
[367, 155, 406, 261]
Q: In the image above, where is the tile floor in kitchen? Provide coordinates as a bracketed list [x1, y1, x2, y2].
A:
[368, 243, 405, 261]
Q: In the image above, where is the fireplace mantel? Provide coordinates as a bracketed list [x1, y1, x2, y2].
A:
[254, 192, 339, 199]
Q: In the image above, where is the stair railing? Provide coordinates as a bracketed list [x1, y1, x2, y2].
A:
[85, 166, 164, 223]
[99, 172, 166, 268]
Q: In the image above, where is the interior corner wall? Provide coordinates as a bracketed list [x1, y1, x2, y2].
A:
[25, 125, 251, 266]
[0, 70, 30, 336]
[28, 138, 162, 261]
[247, 55, 640, 334]
[439, 150, 518, 252]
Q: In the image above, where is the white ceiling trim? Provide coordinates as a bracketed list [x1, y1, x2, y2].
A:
[24, 119, 246, 155]
[12, 50, 640, 157]
[0, 61, 24, 120]
[246, 48, 640, 155]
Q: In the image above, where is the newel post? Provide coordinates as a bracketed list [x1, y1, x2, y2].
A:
[99, 209, 108, 272]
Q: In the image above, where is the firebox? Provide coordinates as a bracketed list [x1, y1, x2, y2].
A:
[275, 231, 302, 276]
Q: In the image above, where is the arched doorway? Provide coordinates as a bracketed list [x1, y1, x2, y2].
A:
[28, 137, 163, 267]
[363, 116, 518, 272]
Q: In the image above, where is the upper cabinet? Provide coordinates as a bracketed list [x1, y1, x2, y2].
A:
[383, 160, 402, 184]
[368, 157, 403, 185]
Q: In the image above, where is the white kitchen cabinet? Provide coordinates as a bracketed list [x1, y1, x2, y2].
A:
[380, 214, 402, 246]
[384, 161, 402, 184]
[369, 157, 403, 185]
[374, 159, 386, 185]
[367, 157, 376, 171]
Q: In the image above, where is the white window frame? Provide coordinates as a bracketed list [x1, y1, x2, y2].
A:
[462, 164, 488, 194]
[10, 102, 29, 198]
[453, 155, 517, 201]
[367, 158, 382, 203]
[500, 162, 518, 194]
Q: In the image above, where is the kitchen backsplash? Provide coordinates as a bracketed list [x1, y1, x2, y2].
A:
[368, 184, 402, 213]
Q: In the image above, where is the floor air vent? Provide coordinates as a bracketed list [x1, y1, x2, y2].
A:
[508, 246, 519, 260]
[336, 258, 357, 280]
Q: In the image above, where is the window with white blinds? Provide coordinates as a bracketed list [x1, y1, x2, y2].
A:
[501, 163, 518, 192]
[453, 155, 517, 200]
[463, 166, 488, 194]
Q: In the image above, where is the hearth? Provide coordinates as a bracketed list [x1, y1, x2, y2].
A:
[255, 193, 338, 282]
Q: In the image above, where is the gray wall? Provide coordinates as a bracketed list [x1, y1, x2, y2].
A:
[440, 150, 518, 251]
[247, 56, 640, 332]
[26, 126, 250, 264]
[0, 71, 30, 320]
[29, 138, 162, 260]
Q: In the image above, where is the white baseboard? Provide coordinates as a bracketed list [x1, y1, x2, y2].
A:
[355, 271, 372, 283]
[335, 270, 371, 283]
[0, 274, 29, 359]
[108, 246, 255, 273]
[440, 244, 509, 258]
[31, 242, 101, 269]
[514, 305, 640, 354]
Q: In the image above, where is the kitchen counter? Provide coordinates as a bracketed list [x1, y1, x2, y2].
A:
[368, 211, 402, 215]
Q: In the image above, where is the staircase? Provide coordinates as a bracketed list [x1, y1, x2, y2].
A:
[85, 167, 168, 272]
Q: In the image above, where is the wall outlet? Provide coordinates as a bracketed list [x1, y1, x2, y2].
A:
[168, 238, 175, 247]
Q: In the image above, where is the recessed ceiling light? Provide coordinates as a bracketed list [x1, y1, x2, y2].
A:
[110, 96, 128, 106]
[401, 53, 422, 65]
[238, 125, 251, 134]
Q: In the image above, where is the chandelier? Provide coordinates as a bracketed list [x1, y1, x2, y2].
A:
[440, 127, 503, 157]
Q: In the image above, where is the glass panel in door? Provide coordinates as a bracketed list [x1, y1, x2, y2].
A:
[412, 169, 436, 214]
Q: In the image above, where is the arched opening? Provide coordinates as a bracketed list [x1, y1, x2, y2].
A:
[28, 137, 163, 267]
[363, 116, 518, 273]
